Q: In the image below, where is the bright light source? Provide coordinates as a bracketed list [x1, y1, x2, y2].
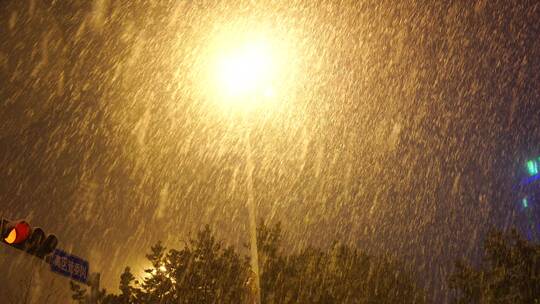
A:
[212, 38, 279, 109]
[527, 160, 538, 176]
[3, 221, 31, 244]
[216, 41, 274, 98]
[195, 20, 300, 114]
[4, 228, 16, 244]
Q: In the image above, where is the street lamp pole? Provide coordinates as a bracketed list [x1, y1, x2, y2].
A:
[244, 123, 261, 304]
[209, 35, 282, 303]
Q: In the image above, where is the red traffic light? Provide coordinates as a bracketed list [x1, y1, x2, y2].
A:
[1, 219, 58, 259]
[4, 221, 31, 244]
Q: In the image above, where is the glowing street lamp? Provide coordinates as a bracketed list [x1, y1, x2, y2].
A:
[214, 41, 276, 100]
[195, 18, 300, 301]
[209, 33, 286, 304]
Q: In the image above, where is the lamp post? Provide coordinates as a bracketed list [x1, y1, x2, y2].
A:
[211, 40, 279, 304]
[243, 119, 261, 304]
[206, 28, 294, 301]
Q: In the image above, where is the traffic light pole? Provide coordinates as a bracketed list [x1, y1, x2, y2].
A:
[87, 272, 101, 304]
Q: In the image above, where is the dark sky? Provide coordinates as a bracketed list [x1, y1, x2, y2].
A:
[1, 1, 539, 302]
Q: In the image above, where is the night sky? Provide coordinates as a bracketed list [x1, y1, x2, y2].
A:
[1, 1, 539, 302]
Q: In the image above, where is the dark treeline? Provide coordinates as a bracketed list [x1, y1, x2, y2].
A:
[449, 229, 540, 303]
[70, 222, 426, 304]
[70, 223, 540, 304]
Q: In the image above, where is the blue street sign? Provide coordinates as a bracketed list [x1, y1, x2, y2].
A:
[49, 249, 89, 284]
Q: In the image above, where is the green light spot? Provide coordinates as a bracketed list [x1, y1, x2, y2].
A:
[522, 198, 529, 208]
[526, 160, 538, 176]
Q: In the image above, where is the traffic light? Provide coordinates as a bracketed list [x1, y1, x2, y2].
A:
[1, 219, 58, 259]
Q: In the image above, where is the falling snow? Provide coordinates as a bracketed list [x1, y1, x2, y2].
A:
[1, 1, 540, 303]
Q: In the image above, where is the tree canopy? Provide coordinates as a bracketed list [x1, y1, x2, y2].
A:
[71, 222, 425, 303]
[449, 229, 540, 304]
